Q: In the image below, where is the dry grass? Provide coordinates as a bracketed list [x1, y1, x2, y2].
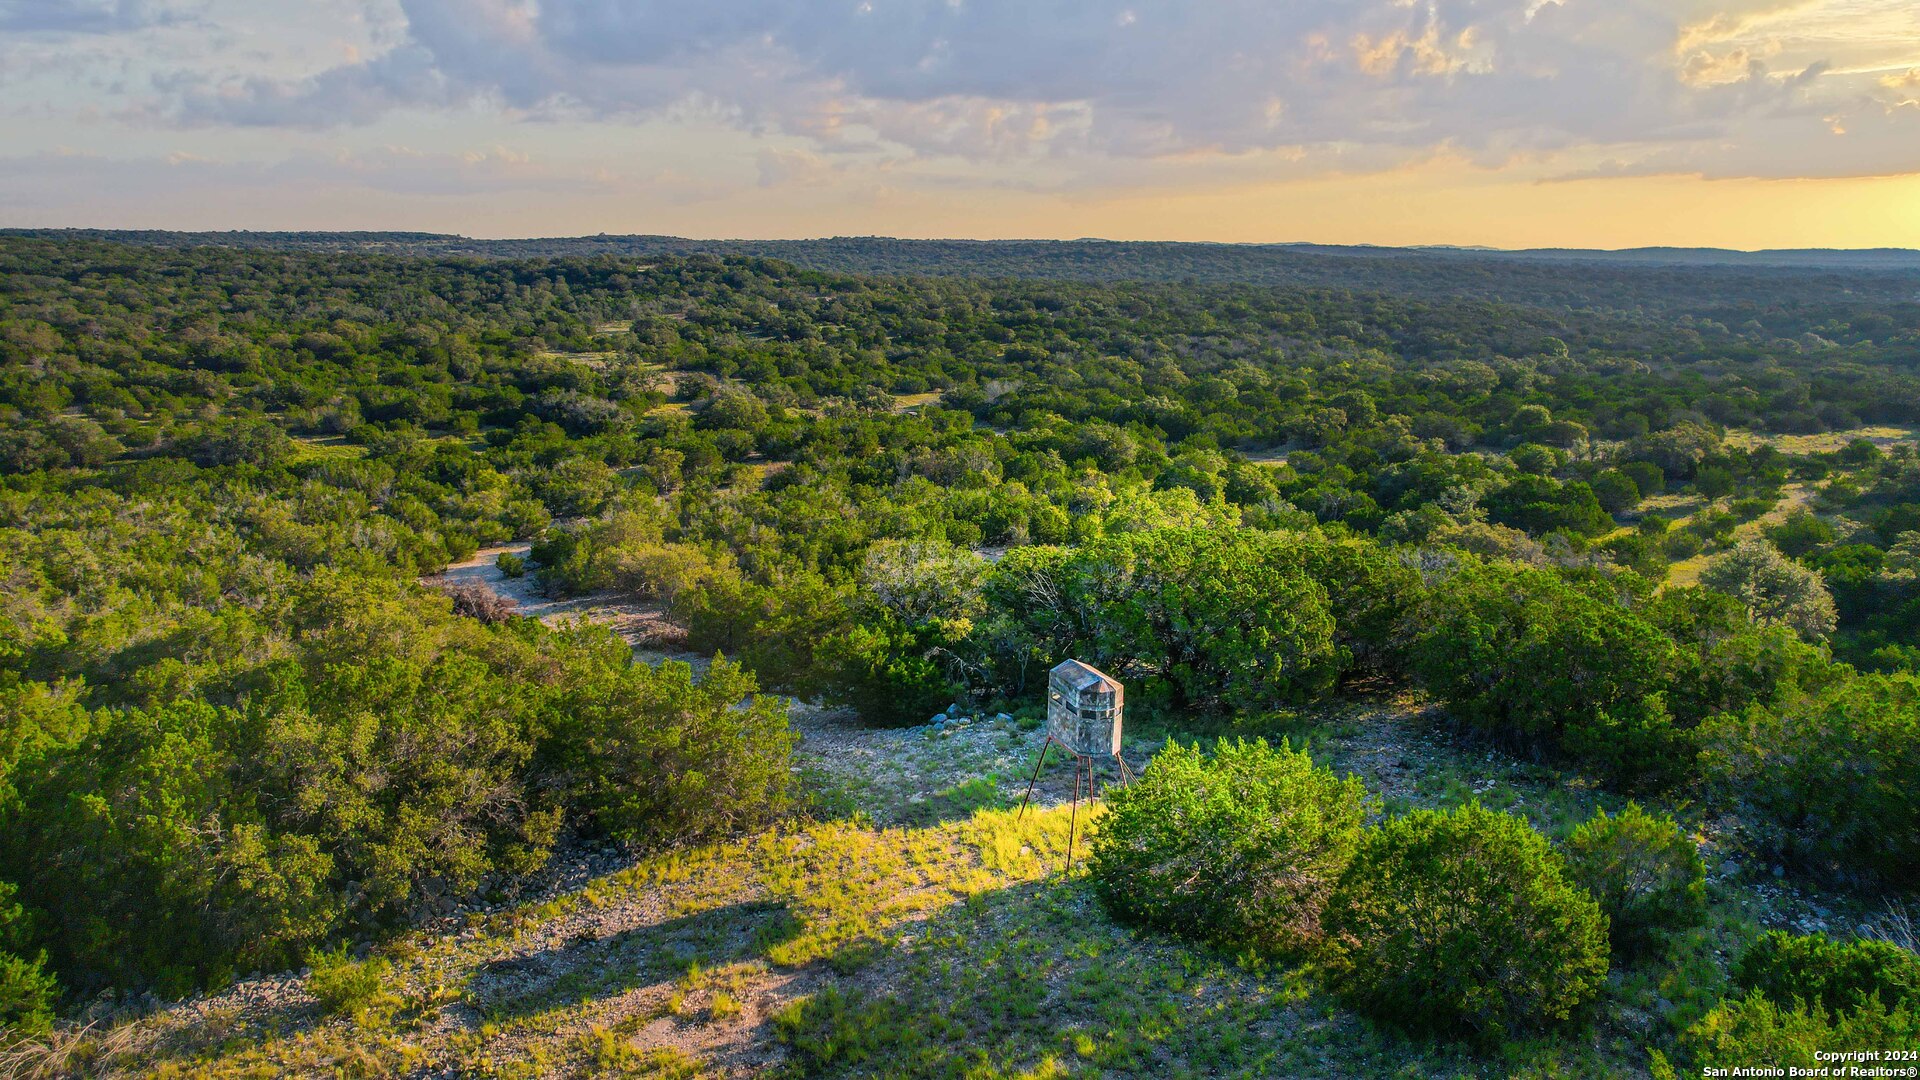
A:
[890, 392, 943, 413]
[289, 435, 368, 462]
[1722, 424, 1917, 455]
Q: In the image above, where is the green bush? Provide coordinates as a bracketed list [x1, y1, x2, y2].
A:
[1648, 586, 1838, 723]
[1319, 803, 1610, 1041]
[816, 618, 965, 727]
[2, 591, 798, 995]
[1619, 460, 1666, 498]
[1563, 803, 1705, 958]
[1409, 560, 1688, 787]
[1591, 469, 1642, 514]
[1732, 931, 1920, 1015]
[1688, 932, 1920, 1074]
[494, 551, 527, 578]
[547, 654, 797, 844]
[1089, 739, 1370, 955]
[1766, 510, 1836, 558]
[306, 944, 388, 1018]
[1297, 537, 1425, 677]
[0, 882, 54, 1038]
[1683, 991, 1919, 1074]
[1700, 673, 1920, 883]
[984, 529, 1350, 714]
[0, 950, 57, 1039]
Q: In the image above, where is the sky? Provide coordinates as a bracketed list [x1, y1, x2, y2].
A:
[2, 0, 1919, 248]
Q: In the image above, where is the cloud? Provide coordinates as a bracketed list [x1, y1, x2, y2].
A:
[141, 0, 1915, 180]
[0, 0, 185, 34]
[15, 0, 1920, 191]
[162, 44, 459, 127]
[0, 144, 616, 207]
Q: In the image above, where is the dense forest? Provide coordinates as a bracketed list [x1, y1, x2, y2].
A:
[13, 228, 1920, 311]
[1, 234, 1917, 1075]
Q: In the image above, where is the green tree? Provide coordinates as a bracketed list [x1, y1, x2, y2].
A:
[1591, 469, 1642, 515]
[992, 528, 1344, 713]
[1684, 992, 1918, 1075]
[1695, 466, 1737, 501]
[1764, 509, 1836, 558]
[1509, 443, 1559, 476]
[1701, 539, 1837, 641]
[547, 651, 796, 844]
[1733, 931, 1920, 1015]
[1619, 460, 1665, 498]
[0, 882, 55, 1038]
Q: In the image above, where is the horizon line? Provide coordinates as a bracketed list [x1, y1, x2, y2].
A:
[6, 226, 1920, 258]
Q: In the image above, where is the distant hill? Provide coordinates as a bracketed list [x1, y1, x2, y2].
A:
[10, 228, 1920, 312]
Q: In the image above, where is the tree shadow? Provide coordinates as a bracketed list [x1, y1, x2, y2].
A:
[466, 898, 802, 1023]
[754, 876, 1500, 1080]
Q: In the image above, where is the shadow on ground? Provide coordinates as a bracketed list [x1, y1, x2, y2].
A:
[465, 899, 803, 1023]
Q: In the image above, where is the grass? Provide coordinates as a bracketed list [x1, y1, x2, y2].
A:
[1660, 481, 1812, 587]
[306, 945, 393, 1021]
[1722, 424, 1917, 455]
[891, 392, 943, 413]
[288, 434, 367, 463]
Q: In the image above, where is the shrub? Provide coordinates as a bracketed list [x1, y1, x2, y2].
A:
[1409, 560, 1688, 787]
[1296, 538, 1425, 676]
[0, 950, 56, 1038]
[1765, 510, 1836, 559]
[1701, 539, 1837, 642]
[1591, 469, 1642, 515]
[1563, 803, 1705, 958]
[494, 551, 526, 578]
[1648, 586, 1838, 723]
[816, 618, 965, 727]
[1088, 739, 1370, 955]
[984, 528, 1351, 714]
[1700, 673, 1920, 883]
[1319, 803, 1610, 1041]
[1692, 930, 1920, 1075]
[1732, 931, 1920, 1015]
[0, 883, 54, 1039]
[1620, 460, 1665, 498]
[180, 417, 295, 468]
[1083, 529, 1343, 711]
[306, 944, 388, 1018]
[1683, 991, 1919, 1074]
[548, 655, 797, 844]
